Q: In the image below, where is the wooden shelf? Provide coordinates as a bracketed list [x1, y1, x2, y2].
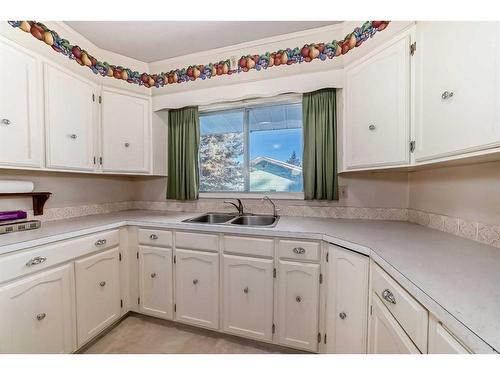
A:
[0, 192, 52, 216]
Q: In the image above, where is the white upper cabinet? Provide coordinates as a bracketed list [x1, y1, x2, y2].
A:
[344, 31, 411, 170]
[222, 254, 274, 342]
[44, 63, 97, 171]
[101, 88, 150, 173]
[0, 38, 43, 168]
[415, 22, 500, 162]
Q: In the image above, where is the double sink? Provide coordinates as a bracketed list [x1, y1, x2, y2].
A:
[182, 213, 279, 227]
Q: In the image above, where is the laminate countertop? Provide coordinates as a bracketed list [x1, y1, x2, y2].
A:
[0, 210, 498, 354]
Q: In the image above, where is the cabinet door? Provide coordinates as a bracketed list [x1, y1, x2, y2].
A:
[428, 315, 470, 354]
[326, 246, 369, 353]
[0, 264, 75, 353]
[75, 247, 121, 347]
[139, 246, 173, 320]
[222, 254, 274, 342]
[368, 293, 420, 354]
[0, 39, 42, 168]
[344, 33, 410, 169]
[415, 22, 500, 162]
[174, 249, 219, 329]
[44, 64, 96, 171]
[101, 88, 150, 173]
[277, 260, 320, 351]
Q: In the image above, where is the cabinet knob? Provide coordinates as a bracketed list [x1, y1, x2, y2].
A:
[243, 287, 249, 294]
[124, 142, 130, 148]
[382, 288, 396, 304]
[292, 247, 305, 254]
[25, 256, 47, 267]
[151, 272, 157, 278]
[441, 91, 454, 100]
[368, 124, 376, 131]
[193, 279, 198, 285]
[99, 281, 106, 287]
[36, 312, 46, 321]
[296, 296, 302, 303]
[69, 134, 78, 139]
[1, 118, 11, 125]
[150, 234, 158, 240]
[339, 312, 347, 320]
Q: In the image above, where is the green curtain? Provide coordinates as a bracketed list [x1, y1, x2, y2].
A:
[302, 88, 338, 200]
[167, 107, 200, 200]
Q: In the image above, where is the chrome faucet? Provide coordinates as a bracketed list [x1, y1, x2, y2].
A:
[262, 196, 277, 217]
[224, 199, 244, 215]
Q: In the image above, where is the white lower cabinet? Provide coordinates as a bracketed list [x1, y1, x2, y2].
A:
[75, 247, 121, 347]
[0, 264, 75, 353]
[368, 293, 420, 354]
[174, 249, 219, 329]
[428, 315, 471, 354]
[222, 254, 274, 342]
[138, 246, 173, 320]
[326, 246, 369, 353]
[277, 260, 320, 352]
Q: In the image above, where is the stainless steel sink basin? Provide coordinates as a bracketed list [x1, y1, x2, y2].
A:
[228, 215, 279, 227]
[182, 213, 237, 224]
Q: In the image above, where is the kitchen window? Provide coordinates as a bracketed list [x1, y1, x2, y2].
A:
[199, 96, 303, 196]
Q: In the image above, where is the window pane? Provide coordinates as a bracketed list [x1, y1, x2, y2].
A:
[199, 110, 244, 192]
[248, 103, 303, 192]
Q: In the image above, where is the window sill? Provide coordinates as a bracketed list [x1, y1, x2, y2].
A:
[198, 192, 304, 200]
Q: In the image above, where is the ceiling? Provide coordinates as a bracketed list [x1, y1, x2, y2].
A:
[65, 21, 338, 63]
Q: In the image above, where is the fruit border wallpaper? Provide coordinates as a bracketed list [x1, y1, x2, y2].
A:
[8, 21, 390, 88]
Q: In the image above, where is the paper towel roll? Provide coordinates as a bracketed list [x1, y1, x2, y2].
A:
[0, 180, 35, 193]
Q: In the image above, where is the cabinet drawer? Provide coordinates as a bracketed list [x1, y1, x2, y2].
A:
[0, 230, 119, 284]
[175, 232, 218, 252]
[278, 240, 320, 261]
[371, 263, 428, 352]
[428, 315, 471, 354]
[223, 235, 274, 258]
[138, 228, 172, 247]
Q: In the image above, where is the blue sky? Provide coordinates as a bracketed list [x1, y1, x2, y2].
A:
[250, 129, 302, 163]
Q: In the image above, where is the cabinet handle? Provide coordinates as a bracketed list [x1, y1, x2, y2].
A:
[1, 118, 11, 125]
[151, 272, 157, 278]
[124, 142, 130, 148]
[243, 287, 249, 294]
[95, 239, 107, 246]
[382, 289, 396, 304]
[296, 296, 302, 303]
[368, 124, 376, 131]
[441, 91, 454, 100]
[149, 234, 158, 240]
[192, 279, 198, 285]
[25, 256, 47, 267]
[36, 312, 46, 321]
[339, 312, 347, 320]
[69, 134, 78, 139]
[292, 247, 306, 254]
[99, 281, 106, 287]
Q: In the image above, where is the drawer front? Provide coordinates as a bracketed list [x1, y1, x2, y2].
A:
[278, 240, 320, 261]
[138, 228, 172, 248]
[223, 235, 274, 258]
[371, 263, 428, 352]
[0, 230, 119, 284]
[175, 232, 218, 252]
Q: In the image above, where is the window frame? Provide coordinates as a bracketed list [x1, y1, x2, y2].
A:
[198, 94, 304, 199]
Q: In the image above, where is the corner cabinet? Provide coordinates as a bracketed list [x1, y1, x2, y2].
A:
[414, 22, 500, 162]
[343, 30, 411, 170]
[0, 38, 43, 169]
[101, 88, 151, 174]
[44, 63, 97, 171]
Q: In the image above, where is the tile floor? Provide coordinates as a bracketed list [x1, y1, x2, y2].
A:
[82, 314, 305, 354]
